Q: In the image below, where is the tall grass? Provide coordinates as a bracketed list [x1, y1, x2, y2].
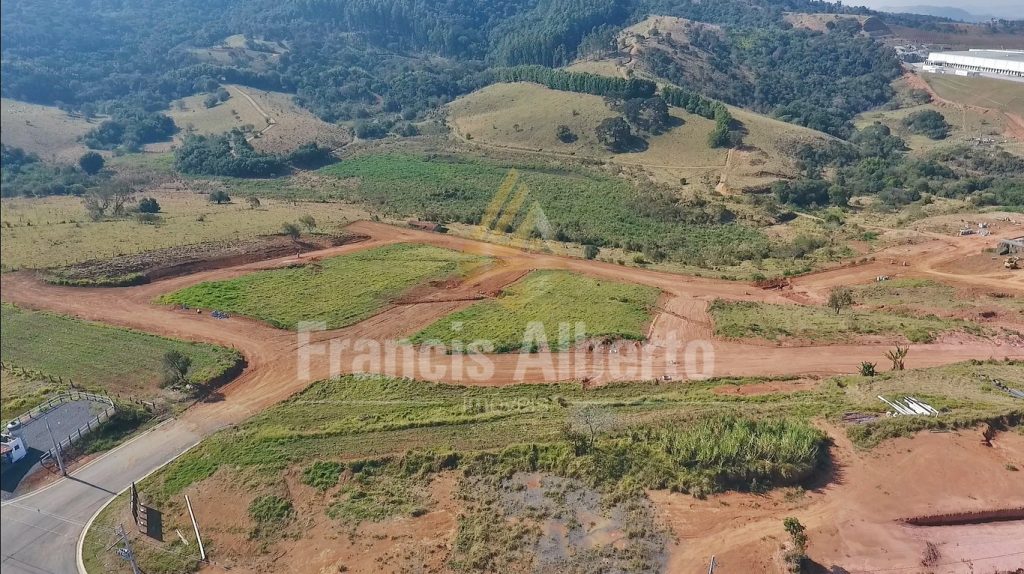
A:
[159, 243, 490, 329]
[410, 269, 660, 352]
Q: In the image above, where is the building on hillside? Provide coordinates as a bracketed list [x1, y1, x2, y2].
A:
[926, 50, 1024, 78]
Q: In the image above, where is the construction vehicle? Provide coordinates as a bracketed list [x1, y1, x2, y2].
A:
[1005, 257, 1020, 270]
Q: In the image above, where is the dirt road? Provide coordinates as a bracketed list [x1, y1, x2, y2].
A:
[2, 220, 1021, 420]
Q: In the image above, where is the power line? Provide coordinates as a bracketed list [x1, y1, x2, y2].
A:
[848, 550, 1024, 573]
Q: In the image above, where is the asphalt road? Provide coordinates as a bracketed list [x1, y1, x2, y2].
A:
[0, 420, 206, 574]
[2, 401, 104, 500]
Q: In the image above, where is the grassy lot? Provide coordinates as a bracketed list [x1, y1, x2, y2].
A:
[159, 243, 491, 329]
[0, 98, 93, 163]
[855, 278, 1024, 316]
[924, 73, 1024, 117]
[0, 303, 241, 407]
[709, 299, 983, 343]
[81, 359, 1022, 573]
[0, 191, 367, 271]
[410, 270, 660, 352]
[318, 152, 804, 271]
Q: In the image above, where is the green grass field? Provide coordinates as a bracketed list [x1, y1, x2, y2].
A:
[410, 270, 660, 352]
[318, 153, 797, 271]
[855, 278, 1024, 315]
[0, 191, 366, 271]
[158, 243, 491, 329]
[709, 299, 981, 343]
[0, 303, 241, 407]
[81, 359, 1022, 573]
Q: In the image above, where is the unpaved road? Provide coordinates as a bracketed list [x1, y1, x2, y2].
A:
[1, 219, 1022, 574]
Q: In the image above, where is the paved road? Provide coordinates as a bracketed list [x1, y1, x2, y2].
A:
[0, 420, 208, 574]
[2, 401, 104, 500]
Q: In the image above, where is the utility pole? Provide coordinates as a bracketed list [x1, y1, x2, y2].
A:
[44, 419, 67, 477]
[114, 524, 142, 574]
[185, 495, 207, 562]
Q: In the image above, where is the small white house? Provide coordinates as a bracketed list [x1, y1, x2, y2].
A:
[1, 434, 27, 464]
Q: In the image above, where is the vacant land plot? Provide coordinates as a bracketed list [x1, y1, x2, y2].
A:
[855, 102, 1007, 155]
[411, 270, 660, 352]
[81, 359, 1022, 573]
[924, 74, 1024, 117]
[0, 303, 241, 402]
[0, 98, 94, 163]
[856, 278, 1024, 316]
[319, 153, 791, 272]
[163, 85, 349, 154]
[709, 299, 982, 343]
[159, 244, 491, 329]
[0, 191, 367, 270]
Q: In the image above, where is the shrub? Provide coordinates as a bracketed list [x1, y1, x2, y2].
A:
[137, 197, 161, 213]
[78, 151, 105, 175]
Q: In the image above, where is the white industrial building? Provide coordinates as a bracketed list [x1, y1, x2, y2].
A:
[926, 49, 1024, 78]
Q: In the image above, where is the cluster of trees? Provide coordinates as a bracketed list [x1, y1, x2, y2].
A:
[774, 124, 1024, 209]
[493, 66, 656, 100]
[901, 109, 950, 140]
[174, 131, 333, 177]
[1, 144, 93, 197]
[641, 24, 900, 137]
[0, 0, 941, 141]
[83, 108, 177, 151]
[175, 131, 287, 178]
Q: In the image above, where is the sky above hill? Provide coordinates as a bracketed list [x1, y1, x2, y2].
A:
[849, 0, 1023, 20]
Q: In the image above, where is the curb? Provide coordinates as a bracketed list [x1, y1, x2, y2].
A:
[2, 418, 175, 507]
[76, 438, 202, 574]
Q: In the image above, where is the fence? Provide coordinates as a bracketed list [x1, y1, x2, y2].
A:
[9, 391, 119, 465]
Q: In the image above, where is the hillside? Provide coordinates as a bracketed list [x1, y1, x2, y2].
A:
[0, 99, 93, 163]
[161, 84, 350, 154]
[448, 81, 833, 190]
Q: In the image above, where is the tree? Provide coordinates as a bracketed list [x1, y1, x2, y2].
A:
[555, 125, 577, 143]
[567, 405, 615, 454]
[281, 221, 301, 240]
[583, 244, 600, 260]
[216, 87, 231, 102]
[162, 350, 192, 387]
[247, 196, 262, 209]
[83, 180, 135, 220]
[827, 286, 854, 314]
[78, 151, 105, 175]
[595, 117, 632, 152]
[209, 190, 231, 204]
[137, 197, 161, 213]
[298, 214, 317, 232]
[902, 109, 950, 140]
[886, 345, 909, 371]
[204, 94, 220, 108]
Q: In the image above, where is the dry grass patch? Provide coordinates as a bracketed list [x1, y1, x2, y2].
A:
[0, 98, 94, 163]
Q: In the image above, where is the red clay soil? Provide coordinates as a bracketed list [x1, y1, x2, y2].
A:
[1, 220, 1021, 420]
[652, 426, 1024, 574]
[190, 470, 459, 574]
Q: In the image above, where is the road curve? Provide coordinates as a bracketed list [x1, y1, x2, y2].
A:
[1, 220, 1022, 573]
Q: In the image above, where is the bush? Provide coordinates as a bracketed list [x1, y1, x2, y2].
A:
[137, 197, 161, 213]
[583, 244, 599, 260]
[208, 190, 231, 204]
[78, 151, 105, 175]
[902, 109, 950, 140]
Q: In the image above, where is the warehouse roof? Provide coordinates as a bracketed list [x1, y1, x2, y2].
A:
[930, 50, 1024, 63]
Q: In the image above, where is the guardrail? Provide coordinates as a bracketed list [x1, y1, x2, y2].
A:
[9, 390, 114, 428]
[6, 391, 119, 465]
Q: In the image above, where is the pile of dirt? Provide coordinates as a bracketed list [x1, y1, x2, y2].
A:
[44, 233, 368, 286]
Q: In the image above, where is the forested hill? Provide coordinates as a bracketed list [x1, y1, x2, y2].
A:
[0, 0, 1018, 138]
